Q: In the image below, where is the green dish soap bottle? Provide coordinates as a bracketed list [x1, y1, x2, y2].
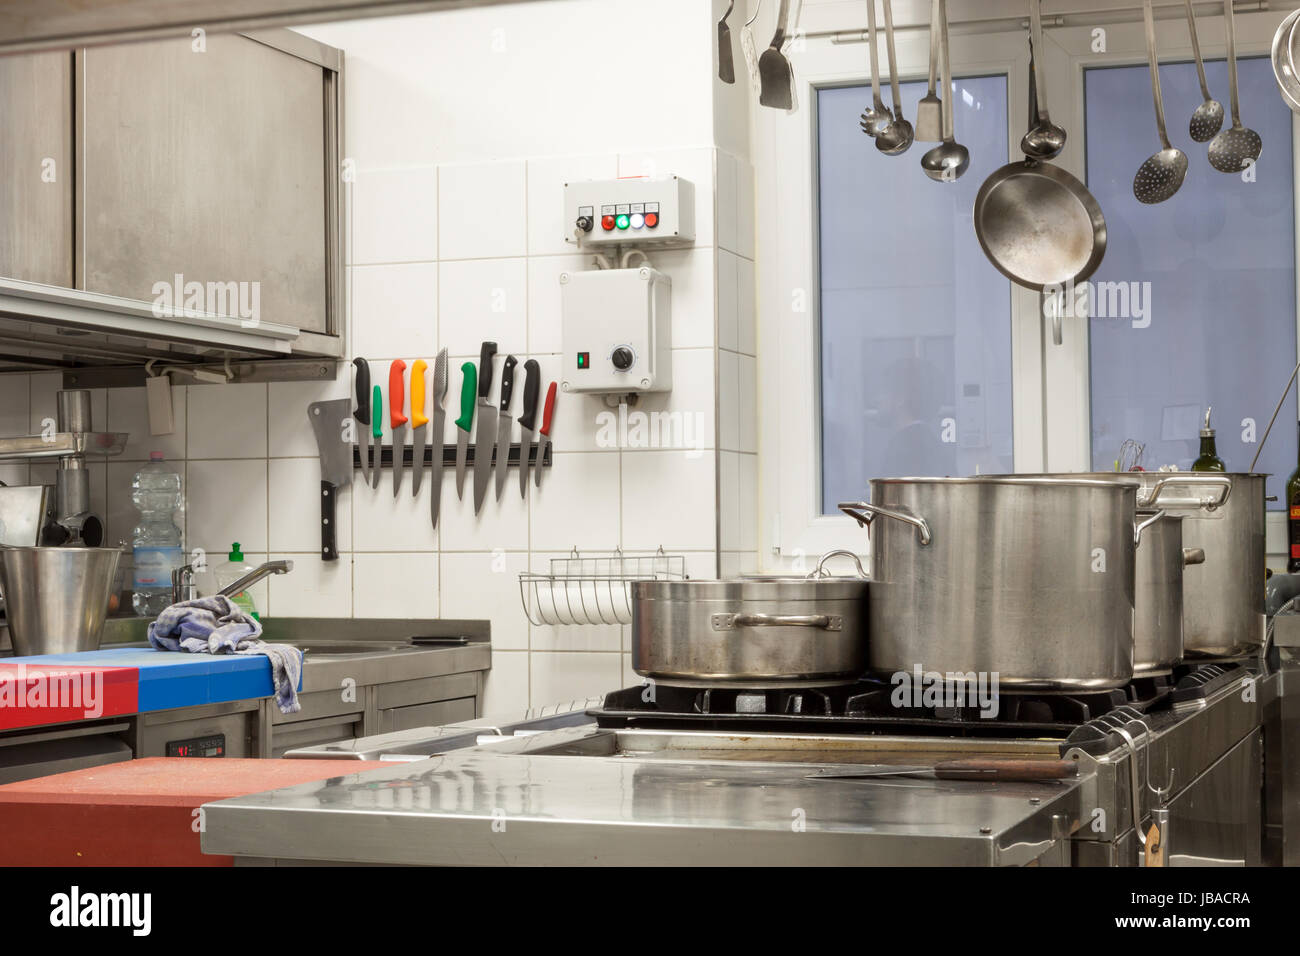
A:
[1191, 406, 1226, 472]
[215, 542, 259, 619]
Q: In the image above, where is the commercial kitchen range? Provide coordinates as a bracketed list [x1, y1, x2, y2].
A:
[196, 651, 1289, 867]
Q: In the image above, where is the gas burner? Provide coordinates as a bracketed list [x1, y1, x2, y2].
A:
[590, 662, 1244, 740]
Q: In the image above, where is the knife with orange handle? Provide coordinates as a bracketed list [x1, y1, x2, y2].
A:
[389, 359, 408, 498]
[410, 358, 428, 497]
[534, 381, 557, 489]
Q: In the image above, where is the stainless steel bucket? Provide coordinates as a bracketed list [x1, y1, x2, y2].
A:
[841, 477, 1150, 691]
[632, 566, 869, 687]
[1137, 473, 1266, 657]
[0, 545, 123, 656]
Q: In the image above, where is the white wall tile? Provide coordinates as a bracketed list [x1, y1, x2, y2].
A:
[352, 262, 439, 360]
[718, 450, 741, 551]
[717, 250, 738, 352]
[736, 158, 756, 260]
[738, 452, 758, 552]
[621, 652, 638, 689]
[738, 353, 757, 453]
[104, 461, 139, 547]
[526, 153, 619, 256]
[0, 462, 28, 487]
[634, 348, 716, 452]
[530, 451, 620, 552]
[440, 551, 529, 649]
[353, 166, 438, 264]
[481, 649, 530, 717]
[616, 148, 715, 247]
[267, 552, 352, 617]
[267, 377, 351, 458]
[435, 446, 530, 552]
[526, 254, 587, 354]
[108, 385, 186, 461]
[438, 161, 527, 260]
[716, 149, 739, 253]
[0, 375, 29, 437]
[187, 384, 268, 459]
[737, 254, 756, 356]
[185, 459, 268, 555]
[718, 349, 739, 452]
[269, 457, 353, 554]
[647, 246, 716, 349]
[353, 465, 443, 551]
[437, 258, 527, 357]
[353, 551, 439, 618]
[529, 651, 622, 708]
[621, 449, 716, 552]
[514, 353, 613, 454]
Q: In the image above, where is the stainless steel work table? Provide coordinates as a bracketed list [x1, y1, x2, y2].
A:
[200, 726, 1087, 866]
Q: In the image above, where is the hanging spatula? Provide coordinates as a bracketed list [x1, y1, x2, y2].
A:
[718, 0, 736, 84]
[758, 0, 794, 109]
[914, 0, 944, 142]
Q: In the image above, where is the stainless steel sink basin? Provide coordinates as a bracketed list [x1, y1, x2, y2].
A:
[291, 640, 417, 657]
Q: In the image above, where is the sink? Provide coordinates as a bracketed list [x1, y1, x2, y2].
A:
[290, 640, 417, 657]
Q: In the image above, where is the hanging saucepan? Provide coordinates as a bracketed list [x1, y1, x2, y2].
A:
[973, 2, 1106, 297]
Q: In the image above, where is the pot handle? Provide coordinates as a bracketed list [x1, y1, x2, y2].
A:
[838, 501, 933, 546]
[1136, 474, 1232, 512]
[808, 549, 868, 580]
[1183, 547, 1206, 566]
[1133, 509, 1166, 546]
[711, 612, 843, 632]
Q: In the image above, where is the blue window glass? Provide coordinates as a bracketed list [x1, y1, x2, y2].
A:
[817, 76, 1012, 512]
[1085, 57, 1296, 504]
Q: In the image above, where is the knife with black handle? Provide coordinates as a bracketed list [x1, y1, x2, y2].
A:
[352, 357, 371, 486]
[517, 359, 542, 498]
[493, 355, 518, 501]
[471, 342, 498, 514]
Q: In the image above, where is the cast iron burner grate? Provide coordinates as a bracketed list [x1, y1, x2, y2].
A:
[589, 664, 1233, 740]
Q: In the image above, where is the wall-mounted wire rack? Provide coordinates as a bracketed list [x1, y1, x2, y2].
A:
[519, 547, 687, 626]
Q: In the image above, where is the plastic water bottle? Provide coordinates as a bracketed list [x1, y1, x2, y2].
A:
[131, 452, 185, 616]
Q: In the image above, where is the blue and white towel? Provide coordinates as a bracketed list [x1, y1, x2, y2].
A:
[147, 595, 303, 714]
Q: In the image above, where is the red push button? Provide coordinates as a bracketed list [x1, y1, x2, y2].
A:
[644, 212, 659, 228]
[601, 215, 616, 231]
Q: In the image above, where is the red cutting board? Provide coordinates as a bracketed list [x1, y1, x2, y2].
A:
[0, 758, 390, 866]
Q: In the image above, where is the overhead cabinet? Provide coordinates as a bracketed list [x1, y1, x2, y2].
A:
[0, 29, 343, 379]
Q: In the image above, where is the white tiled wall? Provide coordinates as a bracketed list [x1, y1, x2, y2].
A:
[2, 1, 762, 716]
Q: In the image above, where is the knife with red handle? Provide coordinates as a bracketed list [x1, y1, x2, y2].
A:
[389, 359, 408, 498]
[534, 382, 557, 489]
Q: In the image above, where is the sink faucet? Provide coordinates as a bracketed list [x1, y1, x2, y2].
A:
[170, 559, 294, 605]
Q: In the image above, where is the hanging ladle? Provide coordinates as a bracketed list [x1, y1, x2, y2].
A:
[874, 0, 914, 155]
[921, 0, 969, 181]
[1020, 0, 1066, 160]
[859, 0, 891, 137]
[1132, 0, 1187, 203]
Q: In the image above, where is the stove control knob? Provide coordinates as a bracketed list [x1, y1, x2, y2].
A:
[611, 346, 634, 371]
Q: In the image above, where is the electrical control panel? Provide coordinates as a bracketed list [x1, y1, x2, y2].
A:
[560, 267, 672, 394]
[564, 176, 695, 247]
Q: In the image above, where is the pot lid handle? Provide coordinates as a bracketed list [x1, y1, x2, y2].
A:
[809, 549, 868, 580]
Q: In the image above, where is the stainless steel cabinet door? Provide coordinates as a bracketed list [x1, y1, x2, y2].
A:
[80, 33, 329, 333]
[0, 51, 73, 286]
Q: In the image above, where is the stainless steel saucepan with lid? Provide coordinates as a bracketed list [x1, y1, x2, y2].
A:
[631, 551, 869, 687]
[840, 477, 1157, 691]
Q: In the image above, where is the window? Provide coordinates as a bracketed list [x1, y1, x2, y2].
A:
[816, 76, 1013, 511]
[1084, 56, 1296, 502]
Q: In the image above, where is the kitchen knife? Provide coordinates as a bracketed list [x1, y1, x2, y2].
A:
[389, 359, 408, 498]
[517, 359, 542, 498]
[308, 399, 354, 562]
[805, 758, 1080, 783]
[534, 381, 557, 489]
[352, 357, 371, 486]
[493, 354, 518, 502]
[471, 342, 498, 514]
[410, 358, 428, 497]
[370, 385, 383, 488]
[430, 348, 449, 527]
[454, 361, 476, 500]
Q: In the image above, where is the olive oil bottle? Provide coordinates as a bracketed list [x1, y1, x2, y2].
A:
[1287, 423, 1300, 573]
[1191, 406, 1226, 472]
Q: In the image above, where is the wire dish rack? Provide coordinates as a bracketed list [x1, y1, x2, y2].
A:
[520, 547, 687, 626]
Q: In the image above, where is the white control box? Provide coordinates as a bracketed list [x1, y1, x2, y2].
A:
[560, 267, 672, 394]
[563, 176, 695, 247]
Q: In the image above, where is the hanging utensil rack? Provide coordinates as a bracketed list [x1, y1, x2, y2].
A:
[519, 547, 687, 626]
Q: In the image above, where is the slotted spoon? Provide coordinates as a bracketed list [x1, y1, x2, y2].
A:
[1207, 0, 1262, 172]
[1132, 0, 1187, 203]
[1184, 0, 1224, 141]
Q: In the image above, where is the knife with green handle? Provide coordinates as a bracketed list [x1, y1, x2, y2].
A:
[517, 359, 541, 498]
[430, 349, 449, 527]
[454, 362, 476, 500]
[370, 385, 383, 489]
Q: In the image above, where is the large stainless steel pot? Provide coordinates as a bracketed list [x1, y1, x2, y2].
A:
[1137, 472, 1266, 657]
[840, 477, 1154, 691]
[1135, 513, 1205, 676]
[632, 554, 869, 686]
[0, 545, 123, 655]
